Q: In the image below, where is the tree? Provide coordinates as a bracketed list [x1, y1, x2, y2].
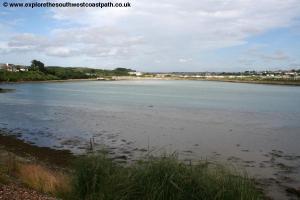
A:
[112, 68, 133, 76]
[29, 60, 46, 72]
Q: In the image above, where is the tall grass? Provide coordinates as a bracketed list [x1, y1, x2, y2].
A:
[0, 152, 70, 197]
[17, 163, 70, 196]
[68, 154, 263, 200]
[0, 151, 263, 200]
[70, 154, 131, 200]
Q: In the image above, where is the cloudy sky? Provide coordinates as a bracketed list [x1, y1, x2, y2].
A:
[1, 0, 300, 72]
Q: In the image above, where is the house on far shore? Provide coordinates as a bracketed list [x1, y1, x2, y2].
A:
[129, 71, 143, 76]
[15, 65, 29, 72]
[0, 63, 13, 71]
[0, 63, 28, 72]
[0, 63, 7, 70]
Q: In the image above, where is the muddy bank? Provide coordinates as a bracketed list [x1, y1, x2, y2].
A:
[0, 133, 74, 167]
[110, 76, 300, 86]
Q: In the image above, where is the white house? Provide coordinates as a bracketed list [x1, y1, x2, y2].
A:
[129, 71, 143, 76]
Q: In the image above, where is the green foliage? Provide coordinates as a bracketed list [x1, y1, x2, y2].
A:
[70, 154, 130, 200]
[0, 66, 135, 82]
[29, 60, 46, 72]
[68, 154, 263, 200]
[112, 68, 133, 76]
[0, 70, 58, 82]
[45, 67, 133, 79]
[46, 67, 89, 80]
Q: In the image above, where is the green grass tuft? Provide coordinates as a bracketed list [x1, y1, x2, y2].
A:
[68, 154, 263, 200]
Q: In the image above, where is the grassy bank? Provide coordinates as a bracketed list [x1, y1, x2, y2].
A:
[0, 134, 263, 200]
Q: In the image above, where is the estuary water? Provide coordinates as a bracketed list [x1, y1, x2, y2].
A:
[0, 80, 300, 199]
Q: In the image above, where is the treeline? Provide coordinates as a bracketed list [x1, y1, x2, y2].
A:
[46, 66, 132, 79]
[0, 71, 58, 82]
[0, 60, 134, 82]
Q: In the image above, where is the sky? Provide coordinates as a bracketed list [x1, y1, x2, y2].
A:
[0, 0, 300, 72]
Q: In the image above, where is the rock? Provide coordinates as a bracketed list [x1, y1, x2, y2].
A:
[114, 155, 127, 160]
[183, 150, 193, 153]
[139, 148, 148, 152]
[241, 149, 249, 152]
[0, 88, 15, 93]
[286, 187, 300, 197]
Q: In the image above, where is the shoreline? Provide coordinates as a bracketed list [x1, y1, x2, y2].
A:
[112, 76, 300, 86]
[198, 78, 300, 86]
[2, 77, 299, 86]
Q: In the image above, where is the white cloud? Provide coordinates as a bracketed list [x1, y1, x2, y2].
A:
[260, 51, 290, 61]
[1, 27, 144, 58]
[45, 47, 75, 57]
[1, 0, 300, 70]
[48, 0, 300, 59]
[245, 46, 291, 61]
[179, 58, 192, 63]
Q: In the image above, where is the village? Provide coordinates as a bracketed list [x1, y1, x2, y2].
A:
[0, 63, 28, 72]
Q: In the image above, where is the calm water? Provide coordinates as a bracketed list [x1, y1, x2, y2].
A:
[1, 80, 300, 198]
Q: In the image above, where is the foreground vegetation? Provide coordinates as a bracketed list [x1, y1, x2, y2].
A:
[69, 154, 262, 200]
[0, 131, 264, 200]
[0, 151, 263, 200]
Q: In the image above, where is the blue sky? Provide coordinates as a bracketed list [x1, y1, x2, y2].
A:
[1, 0, 300, 72]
